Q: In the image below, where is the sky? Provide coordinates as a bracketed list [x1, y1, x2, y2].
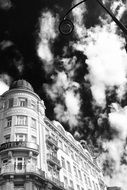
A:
[0, 0, 127, 189]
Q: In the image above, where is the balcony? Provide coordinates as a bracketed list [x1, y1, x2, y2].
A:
[0, 141, 39, 155]
[47, 153, 61, 169]
[1, 164, 45, 179]
[46, 176, 64, 189]
[46, 135, 58, 149]
[68, 187, 74, 190]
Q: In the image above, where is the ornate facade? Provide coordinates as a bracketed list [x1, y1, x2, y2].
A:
[0, 80, 107, 190]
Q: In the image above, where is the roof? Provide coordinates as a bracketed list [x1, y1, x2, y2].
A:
[10, 79, 34, 92]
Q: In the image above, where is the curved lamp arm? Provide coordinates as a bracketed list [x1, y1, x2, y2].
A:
[59, 0, 127, 35]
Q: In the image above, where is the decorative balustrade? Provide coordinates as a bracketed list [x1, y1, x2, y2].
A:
[47, 153, 61, 169]
[46, 175, 64, 188]
[0, 164, 45, 179]
[46, 135, 58, 149]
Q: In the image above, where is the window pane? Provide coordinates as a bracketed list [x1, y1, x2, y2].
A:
[16, 116, 27, 125]
[31, 118, 36, 129]
[9, 98, 14, 108]
[19, 98, 27, 107]
[61, 157, 66, 169]
[7, 117, 12, 127]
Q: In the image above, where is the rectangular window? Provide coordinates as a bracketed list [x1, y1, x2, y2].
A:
[16, 115, 27, 125]
[15, 134, 27, 141]
[87, 176, 92, 187]
[84, 173, 88, 185]
[19, 98, 27, 107]
[78, 170, 82, 180]
[67, 161, 71, 173]
[70, 180, 73, 188]
[58, 140, 63, 149]
[77, 184, 80, 190]
[31, 100, 36, 109]
[31, 135, 37, 143]
[31, 118, 36, 129]
[73, 166, 78, 177]
[9, 98, 14, 108]
[64, 176, 68, 187]
[61, 156, 66, 169]
[70, 150, 74, 159]
[64, 144, 68, 154]
[7, 116, 12, 127]
[4, 135, 10, 142]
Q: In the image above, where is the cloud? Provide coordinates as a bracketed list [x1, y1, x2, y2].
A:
[0, 0, 12, 11]
[0, 73, 12, 95]
[37, 10, 58, 72]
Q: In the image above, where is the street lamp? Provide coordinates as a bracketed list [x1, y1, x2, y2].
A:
[59, 0, 127, 35]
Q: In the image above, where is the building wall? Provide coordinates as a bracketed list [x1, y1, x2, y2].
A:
[0, 80, 107, 190]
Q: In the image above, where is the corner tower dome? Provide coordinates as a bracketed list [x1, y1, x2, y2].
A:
[10, 79, 34, 92]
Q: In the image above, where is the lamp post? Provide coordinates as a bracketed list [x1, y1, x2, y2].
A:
[59, 0, 127, 35]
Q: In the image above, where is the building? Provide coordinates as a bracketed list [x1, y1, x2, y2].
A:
[0, 79, 107, 190]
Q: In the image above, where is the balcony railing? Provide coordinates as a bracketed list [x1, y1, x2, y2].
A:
[47, 153, 61, 169]
[68, 187, 74, 190]
[46, 135, 58, 149]
[46, 175, 64, 188]
[0, 141, 39, 155]
[1, 164, 45, 179]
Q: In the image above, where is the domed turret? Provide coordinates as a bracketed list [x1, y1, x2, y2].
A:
[10, 79, 34, 92]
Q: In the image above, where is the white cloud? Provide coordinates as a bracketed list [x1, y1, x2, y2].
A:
[37, 11, 58, 65]
[0, 80, 9, 95]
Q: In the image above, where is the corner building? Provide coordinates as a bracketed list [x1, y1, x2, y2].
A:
[0, 80, 107, 190]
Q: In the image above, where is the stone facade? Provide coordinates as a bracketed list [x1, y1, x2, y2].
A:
[0, 80, 107, 190]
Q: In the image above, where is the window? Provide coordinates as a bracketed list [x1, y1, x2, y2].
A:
[78, 170, 82, 180]
[14, 184, 24, 190]
[67, 161, 71, 173]
[73, 166, 78, 177]
[31, 118, 36, 129]
[15, 134, 27, 141]
[58, 140, 63, 149]
[87, 177, 92, 187]
[64, 144, 68, 154]
[84, 173, 88, 185]
[15, 157, 25, 171]
[19, 98, 27, 107]
[31, 100, 36, 109]
[64, 176, 68, 188]
[61, 157, 66, 169]
[70, 180, 73, 188]
[31, 135, 37, 143]
[16, 115, 27, 125]
[9, 98, 14, 108]
[7, 116, 12, 127]
[70, 150, 74, 159]
[77, 184, 80, 190]
[4, 135, 10, 142]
